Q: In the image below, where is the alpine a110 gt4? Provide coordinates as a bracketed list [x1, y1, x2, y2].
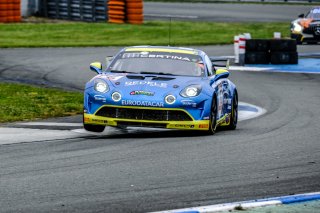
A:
[83, 46, 238, 134]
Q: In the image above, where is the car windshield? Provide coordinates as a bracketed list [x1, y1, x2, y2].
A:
[306, 8, 320, 19]
[108, 51, 205, 77]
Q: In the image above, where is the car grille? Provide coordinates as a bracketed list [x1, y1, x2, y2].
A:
[117, 121, 167, 128]
[95, 106, 193, 121]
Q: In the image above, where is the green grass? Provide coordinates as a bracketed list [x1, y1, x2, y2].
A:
[0, 83, 83, 123]
[0, 21, 290, 47]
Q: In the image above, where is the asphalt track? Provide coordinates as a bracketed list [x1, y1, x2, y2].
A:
[144, 2, 313, 22]
[1, 44, 320, 212]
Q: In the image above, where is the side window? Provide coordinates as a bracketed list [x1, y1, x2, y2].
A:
[204, 55, 213, 76]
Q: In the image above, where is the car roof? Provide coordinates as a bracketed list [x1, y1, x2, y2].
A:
[122, 46, 205, 56]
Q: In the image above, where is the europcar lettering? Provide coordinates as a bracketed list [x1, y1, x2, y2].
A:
[122, 100, 164, 107]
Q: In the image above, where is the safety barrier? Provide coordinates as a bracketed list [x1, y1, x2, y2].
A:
[0, 0, 21, 23]
[108, 0, 143, 24]
[40, 0, 107, 22]
[39, 0, 143, 24]
[234, 34, 298, 65]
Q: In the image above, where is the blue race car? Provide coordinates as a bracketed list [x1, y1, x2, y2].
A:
[83, 46, 238, 134]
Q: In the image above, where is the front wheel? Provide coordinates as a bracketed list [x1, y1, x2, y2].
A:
[83, 114, 105, 132]
[206, 96, 217, 135]
[83, 124, 105, 132]
[224, 92, 238, 130]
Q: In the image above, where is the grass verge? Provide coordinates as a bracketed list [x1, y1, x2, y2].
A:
[0, 83, 83, 123]
[0, 21, 289, 47]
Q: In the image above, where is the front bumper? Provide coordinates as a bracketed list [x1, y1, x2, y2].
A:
[83, 112, 210, 131]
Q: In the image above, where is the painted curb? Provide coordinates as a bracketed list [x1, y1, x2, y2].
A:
[150, 192, 320, 213]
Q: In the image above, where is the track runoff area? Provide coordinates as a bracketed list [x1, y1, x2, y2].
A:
[151, 192, 320, 213]
[0, 101, 266, 145]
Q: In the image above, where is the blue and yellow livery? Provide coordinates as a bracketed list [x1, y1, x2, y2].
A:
[83, 46, 238, 134]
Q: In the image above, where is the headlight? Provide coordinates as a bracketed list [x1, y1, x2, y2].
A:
[180, 85, 202, 97]
[94, 79, 109, 93]
[111, 92, 122, 102]
[165, 95, 176, 104]
[293, 23, 303, 33]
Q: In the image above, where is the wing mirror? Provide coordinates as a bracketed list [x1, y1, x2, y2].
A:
[214, 69, 230, 80]
[298, 14, 304, 18]
[90, 62, 102, 74]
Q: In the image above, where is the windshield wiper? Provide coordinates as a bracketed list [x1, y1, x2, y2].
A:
[139, 71, 174, 75]
[110, 70, 136, 74]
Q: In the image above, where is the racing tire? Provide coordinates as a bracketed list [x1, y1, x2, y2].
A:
[83, 123, 105, 132]
[270, 51, 298, 64]
[108, 5, 125, 10]
[108, 1, 125, 6]
[245, 51, 270, 64]
[223, 92, 238, 130]
[108, 18, 125, 24]
[245, 39, 269, 52]
[270, 39, 297, 52]
[126, 2, 143, 9]
[108, 10, 125, 15]
[206, 95, 218, 135]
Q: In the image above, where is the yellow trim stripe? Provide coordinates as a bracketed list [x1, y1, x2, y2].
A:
[83, 113, 210, 130]
[125, 47, 197, 55]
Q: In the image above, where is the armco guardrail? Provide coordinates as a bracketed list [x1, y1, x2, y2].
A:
[40, 0, 107, 22]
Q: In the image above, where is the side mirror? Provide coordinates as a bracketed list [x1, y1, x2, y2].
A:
[90, 62, 102, 74]
[215, 69, 229, 80]
[298, 14, 304, 18]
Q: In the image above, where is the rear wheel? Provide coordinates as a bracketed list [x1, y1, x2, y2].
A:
[207, 96, 217, 135]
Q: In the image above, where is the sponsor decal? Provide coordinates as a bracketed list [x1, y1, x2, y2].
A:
[108, 76, 124, 81]
[125, 81, 167, 88]
[203, 116, 210, 120]
[225, 114, 230, 124]
[130, 90, 154, 96]
[199, 124, 209, 129]
[94, 95, 107, 102]
[122, 52, 192, 62]
[92, 119, 108, 124]
[223, 98, 232, 104]
[174, 124, 195, 128]
[181, 100, 197, 107]
[122, 100, 164, 107]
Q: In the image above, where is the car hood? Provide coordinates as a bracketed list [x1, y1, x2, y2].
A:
[97, 73, 208, 95]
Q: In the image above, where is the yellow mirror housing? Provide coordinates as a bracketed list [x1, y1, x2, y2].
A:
[90, 62, 102, 74]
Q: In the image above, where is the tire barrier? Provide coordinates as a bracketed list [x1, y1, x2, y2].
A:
[245, 51, 270, 64]
[108, 0, 125, 23]
[0, 0, 21, 23]
[270, 51, 298, 64]
[40, 0, 107, 22]
[243, 38, 298, 65]
[108, 0, 143, 24]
